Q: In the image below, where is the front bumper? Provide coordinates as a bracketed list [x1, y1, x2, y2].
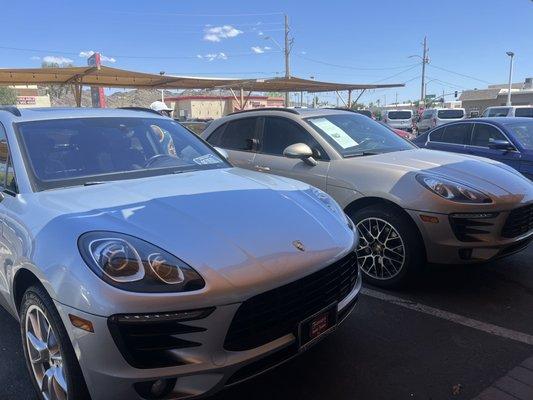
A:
[407, 207, 533, 264]
[55, 269, 362, 400]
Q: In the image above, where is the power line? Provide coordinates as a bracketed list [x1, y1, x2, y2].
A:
[427, 64, 491, 84]
[0, 45, 281, 60]
[295, 54, 419, 71]
[107, 11, 285, 17]
[372, 64, 420, 83]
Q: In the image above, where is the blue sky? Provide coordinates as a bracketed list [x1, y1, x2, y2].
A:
[1, 0, 532, 105]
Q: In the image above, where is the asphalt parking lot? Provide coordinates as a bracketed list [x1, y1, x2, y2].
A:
[1, 243, 532, 400]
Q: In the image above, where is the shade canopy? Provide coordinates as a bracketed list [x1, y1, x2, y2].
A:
[0, 66, 404, 92]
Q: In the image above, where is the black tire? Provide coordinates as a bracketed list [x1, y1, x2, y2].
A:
[349, 205, 425, 288]
[20, 285, 91, 400]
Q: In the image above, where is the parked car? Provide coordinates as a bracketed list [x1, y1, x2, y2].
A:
[482, 105, 533, 118]
[203, 108, 533, 288]
[413, 117, 533, 180]
[379, 121, 416, 140]
[0, 107, 361, 400]
[352, 109, 374, 119]
[178, 119, 212, 135]
[382, 109, 414, 132]
[417, 108, 466, 133]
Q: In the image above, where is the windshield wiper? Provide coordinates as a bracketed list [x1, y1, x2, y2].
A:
[83, 181, 106, 186]
[344, 151, 381, 158]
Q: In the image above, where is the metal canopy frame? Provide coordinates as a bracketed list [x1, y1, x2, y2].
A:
[0, 66, 404, 107]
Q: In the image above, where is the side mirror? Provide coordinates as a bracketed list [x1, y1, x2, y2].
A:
[283, 143, 318, 166]
[214, 147, 229, 160]
[488, 139, 515, 151]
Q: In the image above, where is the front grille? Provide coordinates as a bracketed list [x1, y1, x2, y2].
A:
[224, 252, 358, 351]
[108, 308, 213, 369]
[449, 213, 498, 242]
[502, 204, 533, 238]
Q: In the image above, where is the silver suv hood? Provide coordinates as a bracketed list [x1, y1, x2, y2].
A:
[329, 149, 533, 210]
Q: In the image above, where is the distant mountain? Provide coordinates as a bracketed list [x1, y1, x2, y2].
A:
[49, 88, 178, 108]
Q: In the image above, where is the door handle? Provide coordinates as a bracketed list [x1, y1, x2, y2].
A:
[254, 165, 271, 172]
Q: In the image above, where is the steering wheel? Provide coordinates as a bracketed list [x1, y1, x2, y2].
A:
[144, 154, 179, 168]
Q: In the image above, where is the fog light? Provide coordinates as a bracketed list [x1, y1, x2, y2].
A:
[134, 378, 176, 399]
[151, 379, 168, 397]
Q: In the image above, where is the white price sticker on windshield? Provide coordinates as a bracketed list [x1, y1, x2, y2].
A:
[311, 118, 358, 149]
[193, 154, 222, 165]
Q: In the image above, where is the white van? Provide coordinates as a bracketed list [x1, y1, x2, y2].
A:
[382, 109, 414, 132]
[482, 106, 533, 118]
[416, 108, 466, 132]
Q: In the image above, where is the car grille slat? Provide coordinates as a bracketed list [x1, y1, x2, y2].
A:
[502, 204, 533, 238]
[224, 252, 359, 351]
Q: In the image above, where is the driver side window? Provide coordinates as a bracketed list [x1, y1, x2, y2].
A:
[260, 117, 326, 159]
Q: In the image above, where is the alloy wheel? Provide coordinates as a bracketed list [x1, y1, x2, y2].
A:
[25, 305, 68, 400]
[355, 217, 406, 280]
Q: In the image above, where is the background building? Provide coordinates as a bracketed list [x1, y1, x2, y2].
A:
[166, 94, 285, 120]
[12, 85, 51, 108]
[460, 77, 533, 115]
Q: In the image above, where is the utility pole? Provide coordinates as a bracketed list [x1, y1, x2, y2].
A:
[420, 36, 428, 108]
[506, 51, 515, 106]
[284, 14, 293, 107]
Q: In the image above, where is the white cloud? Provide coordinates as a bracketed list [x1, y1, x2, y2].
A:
[30, 56, 41, 60]
[203, 25, 243, 42]
[197, 52, 228, 62]
[79, 50, 116, 63]
[43, 56, 73, 65]
[251, 46, 272, 54]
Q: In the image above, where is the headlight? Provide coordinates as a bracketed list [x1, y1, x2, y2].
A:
[416, 174, 492, 204]
[308, 187, 354, 230]
[78, 232, 205, 293]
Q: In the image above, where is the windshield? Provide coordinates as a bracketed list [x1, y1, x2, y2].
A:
[515, 108, 533, 118]
[306, 113, 415, 157]
[504, 121, 533, 150]
[387, 111, 412, 120]
[484, 107, 510, 117]
[17, 117, 229, 190]
[437, 109, 464, 119]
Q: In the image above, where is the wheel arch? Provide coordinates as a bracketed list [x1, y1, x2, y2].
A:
[13, 268, 47, 315]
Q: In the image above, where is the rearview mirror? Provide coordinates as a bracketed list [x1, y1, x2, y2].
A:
[214, 147, 229, 160]
[488, 139, 515, 151]
[283, 143, 318, 166]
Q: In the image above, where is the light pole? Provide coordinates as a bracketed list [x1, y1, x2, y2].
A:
[159, 71, 165, 102]
[409, 36, 429, 108]
[506, 51, 514, 106]
[263, 14, 293, 107]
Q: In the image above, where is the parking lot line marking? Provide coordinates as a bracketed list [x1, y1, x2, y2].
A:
[361, 288, 533, 346]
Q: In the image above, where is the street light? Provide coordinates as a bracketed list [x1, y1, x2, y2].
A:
[506, 51, 515, 106]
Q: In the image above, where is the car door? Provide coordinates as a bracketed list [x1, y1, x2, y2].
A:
[0, 130, 22, 313]
[205, 117, 260, 169]
[426, 123, 472, 155]
[467, 122, 522, 170]
[252, 116, 330, 191]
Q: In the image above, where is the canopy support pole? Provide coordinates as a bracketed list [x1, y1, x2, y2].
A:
[72, 83, 82, 107]
[335, 90, 348, 108]
[240, 88, 244, 110]
[354, 89, 367, 104]
[348, 90, 352, 108]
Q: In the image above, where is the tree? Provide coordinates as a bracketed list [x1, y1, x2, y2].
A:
[0, 87, 17, 105]
[41, 61, 73, 102]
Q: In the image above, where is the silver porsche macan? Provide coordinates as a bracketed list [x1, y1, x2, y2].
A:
[202, 108, 533, 288]
[0, 107, 360, 400]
